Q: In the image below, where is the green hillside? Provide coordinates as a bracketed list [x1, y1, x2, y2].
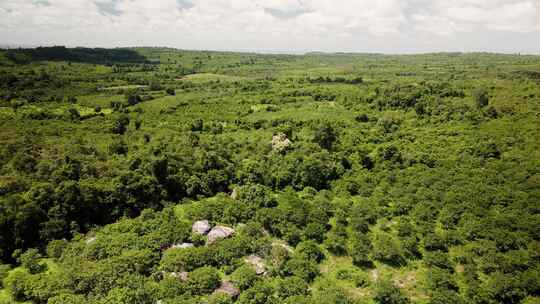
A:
[0, 47, 538, 304]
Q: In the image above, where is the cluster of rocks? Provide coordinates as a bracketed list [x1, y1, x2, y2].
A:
[162, 220, 268, 300]
[192, 220, 236, 244]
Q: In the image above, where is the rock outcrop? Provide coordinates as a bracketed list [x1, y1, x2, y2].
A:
[244, 255, 266, 275]
[171, 243, 194, 249]
[207, 225, 235, 244]
[192, 220, 211, 235]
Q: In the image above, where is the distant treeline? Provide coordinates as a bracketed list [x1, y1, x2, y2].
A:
[2, 46, 149, 65]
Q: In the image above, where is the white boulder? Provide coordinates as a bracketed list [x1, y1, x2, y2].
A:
[192, 220, 211, 235]
[207, 225, 235, 244]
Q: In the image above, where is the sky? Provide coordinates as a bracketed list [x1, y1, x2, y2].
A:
[1, 0, 540, 54]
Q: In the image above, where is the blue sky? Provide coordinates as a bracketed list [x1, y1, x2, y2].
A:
[1, 0, 540, 54]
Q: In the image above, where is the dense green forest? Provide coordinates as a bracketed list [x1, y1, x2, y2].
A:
[0, 47, 538, 304]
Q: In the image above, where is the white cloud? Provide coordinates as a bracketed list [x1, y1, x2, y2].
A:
[0, 0, 539, 53]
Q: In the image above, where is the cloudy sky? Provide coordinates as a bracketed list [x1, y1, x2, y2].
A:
[1, 0, 540, 54]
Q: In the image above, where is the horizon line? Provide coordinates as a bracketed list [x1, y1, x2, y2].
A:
[1, 44, 539, 57]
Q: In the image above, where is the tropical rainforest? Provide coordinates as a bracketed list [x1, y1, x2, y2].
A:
[0, 46, 538, 304]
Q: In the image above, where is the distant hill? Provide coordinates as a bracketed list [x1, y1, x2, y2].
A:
[1, 46, 149, 64]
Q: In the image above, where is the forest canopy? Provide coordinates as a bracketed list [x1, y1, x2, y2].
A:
[0, 47, 538, 304]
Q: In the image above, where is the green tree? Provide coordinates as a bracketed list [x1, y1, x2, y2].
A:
[112, 114, 130, 134]
[472, 88, 489, 108]
[372, 231, 404, 265]
[186, 266, 221, 295]
[238, 280, 275, 304]
[349, 233, 372, 266]
[313, 123, 337, 150]
[3, 269, 32, 301]
[374, 280, 410, 304]
[296, 240, 325, 263]
[277, 276, 309, 298]
[18, 248, 46, 274]
[283, 257, 319, 282]
[231, 265, 259, 291]
[47, 239, 69, 260]
[0, 264, 11, 288]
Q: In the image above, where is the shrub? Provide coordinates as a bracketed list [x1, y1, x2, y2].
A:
[371, 231, 404, 265]
[112, 114, 130, 134]
[109, 139, 128, 155]
[0, 264, 11, 288]
[47, 239, 69, 260]
[283, 257, 319, 282]
[374, 280, 411, 304]
[231, 265, 259, 291]
[277, 276, 309, 298]
[313, 123, 337, 150]
[3, 269, 32, 301]
[18, 248, 47, 274]
[160, 247, 210, 272]
[349, 233, 372, 266]
[472, 88, 489, 108]
[186, 266, 221, 295]
[150, 82, 163, 91]
[355, 113, 369, 122]
[47, 294, 87, 304]
[296, 241, 325, 263]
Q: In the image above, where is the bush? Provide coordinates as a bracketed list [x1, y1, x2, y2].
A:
[191, 119, 204, 132]
[313, 123, 337, 150]
[186, 266, 221, 295]
[372, 231, 404, 265]
[238, 280, 274, 304]
[296, 241, 325, 263]
[67, 96, 77, 104]
[231, 265, 259, 291]
[283, 257, 319, 282]
[374, 280, 411, 304]
[355, 113, 369, 122]
[18, 248, 46, 274]
[47, 239, 69, 260]
[0, 264, 11, 288]
[3, 269, 32, 301]
[150, 82, 163, 91]
[127, 94, 142, 106]
[47, 294, 87, 304]
[424, 251, 453, 270]
[349, 233, 372, 266]
[158, 275, 186, 299]
[112, 114, 130, 134]
[473, 88, 489, 108]
[160, 247, 210, 272]
[109, 139, 128, 155]
[277, 276, 309, 298]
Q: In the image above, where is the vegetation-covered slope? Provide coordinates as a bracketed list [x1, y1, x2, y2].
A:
[0, 47, 538, 304]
